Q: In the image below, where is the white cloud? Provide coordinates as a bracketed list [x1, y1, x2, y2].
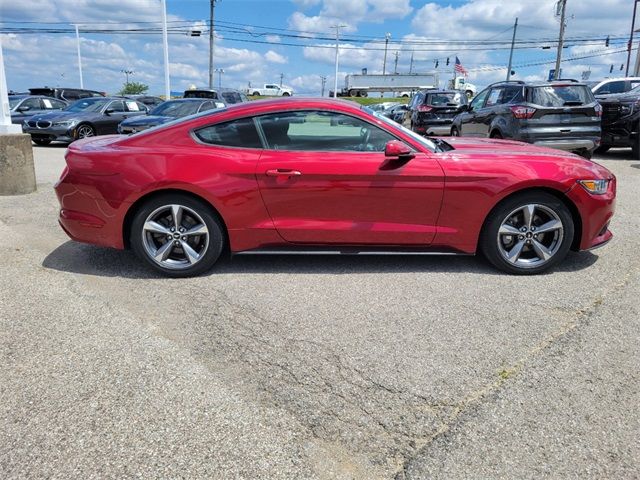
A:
[265, 50, 288, 64]
[265, 34, 282, 43]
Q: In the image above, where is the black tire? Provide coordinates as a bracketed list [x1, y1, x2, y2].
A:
[480, 191, 574, 275]
[490, 130, 503, 139]
[578, 150, 593, 160]
[593, 145, 611, 154]
[451, 126, 460, 136]
[252, 91, 260, 96]
[130, 193, 225, 277]
[32, 138, 52, 146]
[282, 92, 290, 97]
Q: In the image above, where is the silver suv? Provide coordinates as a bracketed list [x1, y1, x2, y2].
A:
[450, 80, 602, 158]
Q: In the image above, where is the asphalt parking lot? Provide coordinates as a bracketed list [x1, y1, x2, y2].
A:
[1, 144, 638, 479]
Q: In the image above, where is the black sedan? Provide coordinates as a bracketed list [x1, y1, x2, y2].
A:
[9, 95, 67, 124]
[118, 98, 224, 134]
[23, 97, 148, 145]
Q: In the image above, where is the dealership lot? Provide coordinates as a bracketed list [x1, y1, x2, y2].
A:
[1, 146, 638, 478]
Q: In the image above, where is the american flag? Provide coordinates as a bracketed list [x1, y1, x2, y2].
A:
[455, 56, 468, 76]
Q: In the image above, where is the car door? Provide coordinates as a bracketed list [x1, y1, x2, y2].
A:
[12, 97, 44, 123]
[459, 88, 489, 136]
[124, 100, 148, 119]
[473, 87, 503, 137]
[97, 100, 128, 134]
[255, 109, 445, 245]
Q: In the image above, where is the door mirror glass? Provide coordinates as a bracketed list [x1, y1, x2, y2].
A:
[384, 140, 413, 158]
[18, 105, 31, 112]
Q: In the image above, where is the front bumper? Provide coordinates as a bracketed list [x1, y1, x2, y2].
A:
[23, 124, 76, 143]
[413, 121, 454, 136]
[566, 177, 616, 251]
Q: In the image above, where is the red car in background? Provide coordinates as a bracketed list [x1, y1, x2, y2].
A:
[55, 98, 615, 277]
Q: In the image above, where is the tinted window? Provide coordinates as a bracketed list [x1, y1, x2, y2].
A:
[184, 90, 218, 99]
[501, 86, 524, 104]
[152, 100, 201, 117]
[45, 98, 67, 109]
[485, 88, 503, 107]
[221, 91, 241, 104]
[470, 88, 489, 109]
[426, 92, 466, 106]
[108, 101, 126, 112]
[195, 117, 262, 149]
[198, 101, 217, 112]
[20, 98, 42, 110]
[596, 81, 626, 94]
[530, 85, 594, 106]
[257, 110, 396, 152]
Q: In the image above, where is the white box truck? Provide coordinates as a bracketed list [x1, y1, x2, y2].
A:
[333, 73, 440, 97]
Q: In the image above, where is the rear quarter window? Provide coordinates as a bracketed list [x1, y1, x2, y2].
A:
[194, 117, 262, 149]
[530, 85, 594, 107]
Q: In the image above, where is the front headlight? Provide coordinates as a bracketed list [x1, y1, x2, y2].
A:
[52, 120, 77, 128]
[578, 179, 609, 195]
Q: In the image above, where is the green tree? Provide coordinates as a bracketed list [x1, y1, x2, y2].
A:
[118, 81, 149, 95]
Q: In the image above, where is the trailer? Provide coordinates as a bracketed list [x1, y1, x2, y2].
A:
[333, 73, 440, 97]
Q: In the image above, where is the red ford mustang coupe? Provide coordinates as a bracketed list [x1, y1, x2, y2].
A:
[54, 98, 615, 276]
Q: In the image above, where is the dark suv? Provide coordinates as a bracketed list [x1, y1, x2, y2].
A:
[596, 86, 640, 158]
[183, 88, 247, 104]
[406, 89, 468, 135]
[450, 80, 601, 158]
[28, 87, 105, 102]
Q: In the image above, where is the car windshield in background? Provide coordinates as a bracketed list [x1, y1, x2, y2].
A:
[530, 85, 593, 107]
[427, 92, 466, 106]
[65, 98, 110, 113]
[151, 101, 200, 117]
[9, 97, 23, 108]
[364, 106, 438, 152]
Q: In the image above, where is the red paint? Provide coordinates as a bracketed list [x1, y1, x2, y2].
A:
[54, 98, 616, 257]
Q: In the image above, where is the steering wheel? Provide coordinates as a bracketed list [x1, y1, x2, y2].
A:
[359, 127, 371, 151]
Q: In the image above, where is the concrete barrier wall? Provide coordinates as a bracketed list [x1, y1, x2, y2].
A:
[0, 134, 36, 195]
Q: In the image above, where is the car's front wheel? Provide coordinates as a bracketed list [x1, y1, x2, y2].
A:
[130, 194, 225, 277]
[451, 126, 460, 136]
[480, 192, 574, 275]
[75, 124, 95, 140]
[32, 138, 52, 146]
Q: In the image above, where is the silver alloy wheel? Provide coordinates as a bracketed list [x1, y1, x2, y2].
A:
[141, 204, 210, 270]
[497, 203, 564, 268]
[76, 125, 95, 138]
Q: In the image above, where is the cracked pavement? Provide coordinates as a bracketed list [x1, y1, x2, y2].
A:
[0, 146, 638, 478]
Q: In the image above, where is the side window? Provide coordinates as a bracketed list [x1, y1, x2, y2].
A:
[198, 101, 216, 112]
[257, 110, 397, 152]
[597, 81, 625, 94]
[64, 90, 83, 101]
[485, 88, 503, 107]
[45, 99, 67, 109]
[501, 86, 524, 104]
[21, 98, 43, 110]
[630, 81, 640, 90]
[108, 101, 126, 112]
[470, 88, 489, 109]
[195, 117, 262, 149]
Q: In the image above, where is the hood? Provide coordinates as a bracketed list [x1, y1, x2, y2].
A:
[28, 110, 99, 122]
[119, 115, 172, 127]
[596, 91, 640, 103]
[445, 137, 571, 158]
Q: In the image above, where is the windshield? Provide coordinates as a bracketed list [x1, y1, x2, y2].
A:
[530, 85, 594, 107]
[362, 106, 437, 152]
[9, 97, 23, 109]
[151, 100, 201, 117]
[65, 98, 110, 113]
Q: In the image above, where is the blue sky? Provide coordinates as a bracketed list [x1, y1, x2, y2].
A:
[0, 0, 635, 96]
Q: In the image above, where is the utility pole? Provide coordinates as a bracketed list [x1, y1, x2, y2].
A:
[626, 0, 639, 76]
[393, 51, 400, 74]
[320, 75, 327, 97]
[382, 33, 391, 74]
[634, 36, 640, 76]
[74, 25, 84, 88]
[506, 17, 518, 81]
[161, 0, 170, 99]
[331, 25, 346, 98]
[553, 0, 567, 80]
[409, 51, 414, 74]
[209, 0, 218, 89]
[279, 73, 284, 87]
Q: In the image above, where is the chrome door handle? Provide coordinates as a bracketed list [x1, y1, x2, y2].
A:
[265, 169, 302, 177]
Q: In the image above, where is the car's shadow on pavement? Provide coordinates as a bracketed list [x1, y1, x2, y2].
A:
[42, 241, 599, 279]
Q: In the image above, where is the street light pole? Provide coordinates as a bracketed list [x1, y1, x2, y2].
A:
[506, 17, 518, 81]
[214, 68, 224, 89]
[161, 0, 171, 99]
[121, 69, 134, 85]
[74, 24, 84, 88]
[626, 0, 639, 76]
[209, 0, 217, 89]
[553, 0, 567, 80]
[320, 75, 327, 96]
[331, 25, 346, 98]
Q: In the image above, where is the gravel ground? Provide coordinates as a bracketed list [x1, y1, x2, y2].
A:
[0, 144, 638, 479]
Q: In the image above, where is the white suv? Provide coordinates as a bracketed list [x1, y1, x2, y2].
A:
[589, 77, 640, 96]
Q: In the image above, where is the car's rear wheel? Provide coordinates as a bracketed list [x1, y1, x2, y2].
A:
[130, 194, 225, 277]
[282, 92, 290, 97]
[32, 138, 52, 146]
[252, 91, 260, 96]
[594, 145, 611, 154]
[75, 124, 95, 140]
[451, 126, 460, 136]
[480, 192, 574, 275]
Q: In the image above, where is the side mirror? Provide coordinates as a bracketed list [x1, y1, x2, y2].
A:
[104, 108, 115, 115]
[17, 105, 31, 112]
[384, 140, 414, 160]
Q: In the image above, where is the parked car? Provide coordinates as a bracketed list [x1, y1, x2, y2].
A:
[23, 97, 148, 145]
[368, 102, 399, 113]
[118, 98, 224, 134]
[248, 84, 293, 96]
[122, 95, 165, 108]
[28, 87, 105, 102]
[383, 104, 409, 123]
[183, 88, 247, 104]
[406, 89, 468, 136]
[596, 85, 640, 158]
[55, 97, 615, 277]
[8, 95, 67, 124]
[588, 77, 640, 97]
[450, 80, 602, 158]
